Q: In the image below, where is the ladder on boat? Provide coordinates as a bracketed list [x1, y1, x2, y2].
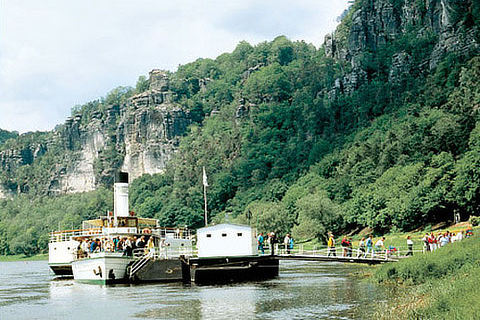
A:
[128, 255, 151, 280]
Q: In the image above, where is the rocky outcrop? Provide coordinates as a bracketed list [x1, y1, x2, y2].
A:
[325, 0, 480, 95]
[0, 70, 191, 197]
[119, 83, 190, 180]
[0, 144, 47, 172]
[54, 70, 190, 193]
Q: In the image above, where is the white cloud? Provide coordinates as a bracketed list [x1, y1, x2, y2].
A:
[0, 0, 350, 133]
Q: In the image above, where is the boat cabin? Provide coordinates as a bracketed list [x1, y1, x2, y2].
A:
[196, 223, 258, 258]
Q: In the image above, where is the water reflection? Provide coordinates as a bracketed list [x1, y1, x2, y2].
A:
[1, 260, 388, 319]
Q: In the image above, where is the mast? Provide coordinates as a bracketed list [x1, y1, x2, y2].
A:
[203, 167, 208, 226]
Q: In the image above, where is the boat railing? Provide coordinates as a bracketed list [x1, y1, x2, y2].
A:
[150, 227, 193, 240]
[132, 246, 196, 260]
[49, 226, 193, 243]
[49, 228, 103, 243]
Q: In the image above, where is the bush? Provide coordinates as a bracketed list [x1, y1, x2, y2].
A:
[468, 215, 480, 226]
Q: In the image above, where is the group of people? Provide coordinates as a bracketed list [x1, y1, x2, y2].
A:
[421, 227, 473, 253]
[257, 232, 294, 255]
[326, 226, 474, 258]
[75, 235, 156, 258]
[327, 234, 387, 258]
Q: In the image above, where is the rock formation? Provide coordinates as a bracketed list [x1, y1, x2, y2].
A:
[0, 70, 191, 197]
[324, 0, 480, 96]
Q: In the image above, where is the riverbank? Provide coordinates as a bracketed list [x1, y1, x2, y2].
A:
[370, 234, 480, 319]
[0, 253, 48, 262]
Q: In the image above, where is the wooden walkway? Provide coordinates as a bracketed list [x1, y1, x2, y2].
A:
[266, 246, 401, 264]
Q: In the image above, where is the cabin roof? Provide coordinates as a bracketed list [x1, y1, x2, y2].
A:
[197, 223, 254, 232]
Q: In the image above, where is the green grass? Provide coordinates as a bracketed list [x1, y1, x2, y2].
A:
[0, 253, 48, 262]
[371, 235, 480, 319]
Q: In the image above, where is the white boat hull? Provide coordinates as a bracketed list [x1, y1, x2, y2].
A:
[72, 252, 133, 284]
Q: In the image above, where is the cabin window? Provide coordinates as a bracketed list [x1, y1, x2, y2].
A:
[206, 234, 212, 238]
[237, 233, 243, 237]
[222, 233, 227, 237]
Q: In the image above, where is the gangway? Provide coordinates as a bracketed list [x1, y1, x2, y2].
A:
[267, 245, 401, 264]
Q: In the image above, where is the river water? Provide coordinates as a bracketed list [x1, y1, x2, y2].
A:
[0, 260, 387, 319]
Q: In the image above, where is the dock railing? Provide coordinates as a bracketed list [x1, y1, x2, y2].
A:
[262, 244, 426, 261]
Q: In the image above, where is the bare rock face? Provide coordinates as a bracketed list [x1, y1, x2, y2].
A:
[45, 70, 191, 194]
[119, 93, 190, 180]
[324, 0, 480, 97]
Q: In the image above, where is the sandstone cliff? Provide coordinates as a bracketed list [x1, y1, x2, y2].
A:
[0, 70, 191, 196]
[324, 0, 479, 95]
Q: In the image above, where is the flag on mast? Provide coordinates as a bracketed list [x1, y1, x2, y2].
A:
[203, 166, 208, 187]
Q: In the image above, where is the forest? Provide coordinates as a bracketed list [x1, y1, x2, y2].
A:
[0, 0, 480, 256]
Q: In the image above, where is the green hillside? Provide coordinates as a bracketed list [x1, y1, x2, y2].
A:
[1, 0, 480, 256]
[0, 129, 18, 147]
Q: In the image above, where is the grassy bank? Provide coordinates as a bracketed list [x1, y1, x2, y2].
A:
[370, 235, 480, 319]
[0, 253, 48, 262]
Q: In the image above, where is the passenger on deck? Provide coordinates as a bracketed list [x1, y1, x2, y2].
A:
[136, 235, 146, 249]
[104, 238, 113, 252]
[159, 239, 169, 258]
[80, 239, 89, 255]
[89, 238, 98, 253]
[123, 237, 133, 256]
[94, 239, 102, 252]
[113, 236, 120, 251]
[132, 236, 138, 252]
[146, 236, 155, 257]
[116, 238, 124, 252]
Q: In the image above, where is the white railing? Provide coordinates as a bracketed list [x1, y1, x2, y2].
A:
[49, 226, 193, 243]
[49, 228, 103, 243]
[258, 244, 426, 261]
[132, 246, 195, 260]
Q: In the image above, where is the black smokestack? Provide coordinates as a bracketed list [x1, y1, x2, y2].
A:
[115, 172, 129, 184]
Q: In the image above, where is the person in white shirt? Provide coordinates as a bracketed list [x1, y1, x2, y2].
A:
[406, 236, 413, 256]
[374, 237, 385, 256]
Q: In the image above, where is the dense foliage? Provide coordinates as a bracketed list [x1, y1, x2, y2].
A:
[0, 189, 112, 255]
[0, 129, 18, 147]
[1, 0, 480, 256]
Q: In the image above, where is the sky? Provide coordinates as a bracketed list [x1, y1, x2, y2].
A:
[0, 0, 350, 133]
